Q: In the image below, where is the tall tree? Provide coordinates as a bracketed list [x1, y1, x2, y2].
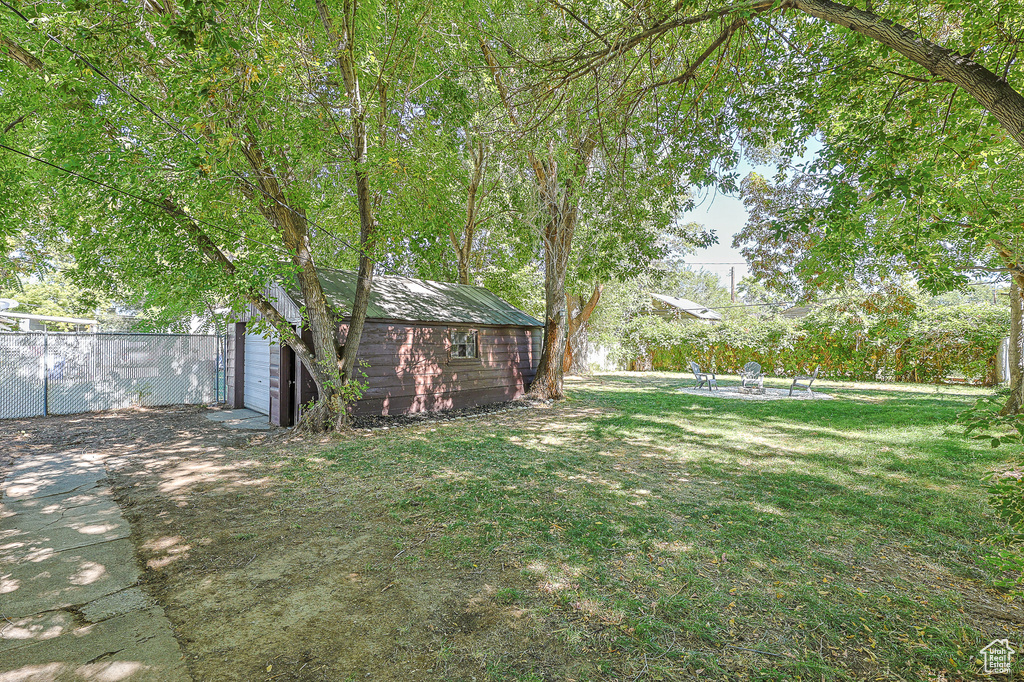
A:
[480, 37, 598, 398]
[1, 0, 444, 428]
[480, 0, 734, 395]
[547, 0, 1024, 410]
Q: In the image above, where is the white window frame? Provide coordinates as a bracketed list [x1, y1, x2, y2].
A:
[449, 329, 479, 360]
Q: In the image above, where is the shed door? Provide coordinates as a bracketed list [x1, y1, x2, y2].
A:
[243, 333, 272, 415]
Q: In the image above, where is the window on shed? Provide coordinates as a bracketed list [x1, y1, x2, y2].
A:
[450, 330, 478, 359]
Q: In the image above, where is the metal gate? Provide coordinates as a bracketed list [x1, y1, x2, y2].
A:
[0, 332, 224, 419]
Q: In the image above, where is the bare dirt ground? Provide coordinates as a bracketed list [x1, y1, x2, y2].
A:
[0, 407, 568, 682]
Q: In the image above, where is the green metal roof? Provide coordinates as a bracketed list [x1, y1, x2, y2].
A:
[284, 269, 543, 327]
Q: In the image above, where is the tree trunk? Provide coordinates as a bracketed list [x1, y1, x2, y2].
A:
[451, 138, 485, 286]
[317, 0, 377, 427]
[530, 211, 572, 399]
[480, 40, 598, 400]
[280, 212, 344, 422]
[232, 123, 348, 430]
[564, 284, 603, 375]
[167, 195, 342, 428]
[1003, 277, 1024, 415]
[526, 141, 596, 400]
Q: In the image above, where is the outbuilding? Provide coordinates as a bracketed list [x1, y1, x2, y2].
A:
[226, 269, 544, 425]
[648, 293, 722, 323]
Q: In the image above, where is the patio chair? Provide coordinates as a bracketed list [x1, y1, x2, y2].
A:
[789, 366, 820, 396]
[689, 361, 717, 391]
[741, 362, 763, 390]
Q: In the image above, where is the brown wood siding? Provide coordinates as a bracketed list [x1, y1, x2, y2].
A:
[338, 321, 540, 416]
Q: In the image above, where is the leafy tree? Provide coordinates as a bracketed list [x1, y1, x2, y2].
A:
[480, 0, 741, 395]
[1, 0, 459, 428]
[545, 0, 1024, 410]
[0, 273, 112, 330]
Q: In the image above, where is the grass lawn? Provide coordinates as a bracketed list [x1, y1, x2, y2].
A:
[269, 373, 1022, 681]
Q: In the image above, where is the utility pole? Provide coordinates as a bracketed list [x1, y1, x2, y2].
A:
[730, 267, 736, 303]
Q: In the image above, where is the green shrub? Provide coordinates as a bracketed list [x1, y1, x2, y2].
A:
[623, 297, 1007, 385]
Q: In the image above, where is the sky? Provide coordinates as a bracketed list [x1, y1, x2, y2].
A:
[678, 141, 822, 290]
[677, 159, 758, 290]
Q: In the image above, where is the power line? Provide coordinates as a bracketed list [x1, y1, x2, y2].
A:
[0, 0, 198, 145]
[0, 142, 289, 256]
[0, 1, 371, 263]
[705, 280, 1007, 311]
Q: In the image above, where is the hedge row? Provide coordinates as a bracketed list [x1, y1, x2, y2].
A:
[622, 301, 1008, 385]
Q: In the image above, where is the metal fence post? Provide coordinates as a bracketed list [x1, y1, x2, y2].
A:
[42, 330, 48, 416]
[216, 333, 221, 404]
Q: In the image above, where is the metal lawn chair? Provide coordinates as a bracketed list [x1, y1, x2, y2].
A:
[789, 366, 820, 396]
[741, 362, 763, 390]
[689, 361, 717, 391]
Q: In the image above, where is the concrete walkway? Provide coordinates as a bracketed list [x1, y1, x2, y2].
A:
[204, 407, 272, 430]
[0, 448, 191, 680]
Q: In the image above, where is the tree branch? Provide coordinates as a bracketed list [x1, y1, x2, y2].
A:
[160, 197, 316, 363]
[790, 0, 1024, 147]
[1, 33, 44, 72]
[645, 19, 744, 91]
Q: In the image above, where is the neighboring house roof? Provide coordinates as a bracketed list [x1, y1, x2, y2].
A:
[279, 269, 544, 327]
[780, 305, 812, 319]
[649, 293, 722, 321]
[0, 311, 99, 331]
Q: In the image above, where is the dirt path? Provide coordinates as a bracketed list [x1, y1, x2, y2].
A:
[0, 407, 563, 682]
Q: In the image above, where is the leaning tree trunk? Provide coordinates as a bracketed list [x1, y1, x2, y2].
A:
[530, 212, 573, 399]
[1003, 277, 1024, 415]
[564, 284, 603, 375]
[232, 127, 346, 430]
[317, 0, 378, 428]
[789, 0, 1024, 149]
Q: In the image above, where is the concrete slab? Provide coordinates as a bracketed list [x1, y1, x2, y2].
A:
[79, 586, 152, 622]
[204, 408, 264, 422]
[0, 537, 141, 619]
[0, 495, 115, 533]
[1, 470, 105, 501]
[0, 606, 191, 681]
[227, 417, 273, 430]
[0, 609, 77, 653]
[1, 435, 191, 681]
[204, 409, 272, 430]
[0, 506, 130, 560]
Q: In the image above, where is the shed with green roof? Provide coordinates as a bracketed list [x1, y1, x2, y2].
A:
[229, 269, 543, 425]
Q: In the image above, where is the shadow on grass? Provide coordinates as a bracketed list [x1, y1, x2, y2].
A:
[305, 375, 1017, 680]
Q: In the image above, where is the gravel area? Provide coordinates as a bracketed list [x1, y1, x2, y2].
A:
[677, 386, 834, 400]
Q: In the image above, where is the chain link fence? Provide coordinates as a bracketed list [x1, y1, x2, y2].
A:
[0, 332, 224, 419]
